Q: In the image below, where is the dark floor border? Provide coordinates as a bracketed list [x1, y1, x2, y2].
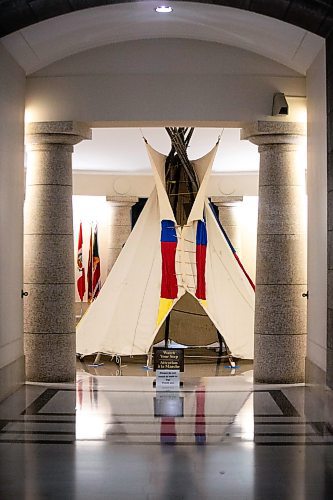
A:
[20, 386, 302, 418]
[22, 388, 59, 415]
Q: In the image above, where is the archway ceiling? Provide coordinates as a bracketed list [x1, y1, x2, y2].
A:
[1, 1, 326, 74]
[0, 1, 332, 39]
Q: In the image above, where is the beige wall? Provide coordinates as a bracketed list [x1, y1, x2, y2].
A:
[72, 171, 259, 197]
[306, 46, 327, 373]
[0, 43, 25, 400]
[26, 39, 305, 125]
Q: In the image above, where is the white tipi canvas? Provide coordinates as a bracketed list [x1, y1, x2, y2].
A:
[76, 142, 255, 359]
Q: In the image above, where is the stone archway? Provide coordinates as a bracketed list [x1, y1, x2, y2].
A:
[1, 0, 332, 388]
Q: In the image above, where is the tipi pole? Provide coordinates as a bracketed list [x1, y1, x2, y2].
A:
[164, 313, 171, 348]
[93, 352, 102, 365]
[208, 201, 255, 291]
[145, 345, 153, 370]
[216, 330, 224, 357]
[91, 222, 94, 301]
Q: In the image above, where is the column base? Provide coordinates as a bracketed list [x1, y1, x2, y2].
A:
[254, 334, 306, 383]
[24, 333, 76, 382]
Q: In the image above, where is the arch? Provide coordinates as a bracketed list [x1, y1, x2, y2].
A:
[0, 1, 331, 39]
[0, 0, 332, 389]
[1, 2, 325, 74]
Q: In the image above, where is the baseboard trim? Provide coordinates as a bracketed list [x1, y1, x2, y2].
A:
[0, 356, 25, 402]
[305, 357, 326, 386]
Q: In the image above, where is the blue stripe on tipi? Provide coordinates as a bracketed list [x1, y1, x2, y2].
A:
[161, 220, 177, 242]
[196, 220, 207, 246]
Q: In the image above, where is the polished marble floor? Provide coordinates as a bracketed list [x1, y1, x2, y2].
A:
[0, 367, 333, 499]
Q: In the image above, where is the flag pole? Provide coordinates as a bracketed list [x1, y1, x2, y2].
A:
[90, 222, 104, 367]
[91, 222, 94, 301]
[77, 221, 86, 314]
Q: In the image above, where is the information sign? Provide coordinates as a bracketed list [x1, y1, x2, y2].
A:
[153, 348, 184, 372]
[155, 369, 180, 390]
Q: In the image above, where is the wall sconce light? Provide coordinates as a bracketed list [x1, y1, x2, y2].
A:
[272, 92, 289, 116]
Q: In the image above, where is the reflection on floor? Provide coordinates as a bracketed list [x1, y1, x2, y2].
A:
[0, 370, 333, 499]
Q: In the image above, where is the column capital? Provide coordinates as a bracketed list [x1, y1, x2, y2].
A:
[25, 121, 92, 147]
[211, 196, 243, 207]
[240, 121, 305, 147]
[106, 196, 139, 206]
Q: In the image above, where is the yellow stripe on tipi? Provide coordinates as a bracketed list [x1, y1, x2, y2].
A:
[199, 299, 207, 308]
[156, 298, 174, 326]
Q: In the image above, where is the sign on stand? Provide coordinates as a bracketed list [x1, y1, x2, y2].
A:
[155, 370, 179, 390]
[153, 348, 184, 390]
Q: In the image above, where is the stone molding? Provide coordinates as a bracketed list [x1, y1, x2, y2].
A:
[106, 196, 139, 206]
[211, 196, 243, 206]
[26, 121, 92, 147]
[240, 120, 306, 145]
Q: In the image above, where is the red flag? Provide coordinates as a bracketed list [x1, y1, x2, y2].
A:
[87, 227, 93, 303]
[92, 225, 101, 300]
[77, 222, 86, 301]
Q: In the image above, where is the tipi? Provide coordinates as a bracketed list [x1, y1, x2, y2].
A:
[76, 130, 255, 359]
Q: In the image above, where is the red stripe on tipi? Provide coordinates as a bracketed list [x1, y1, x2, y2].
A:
[195, 244, 207, 300]
[161, 241, 178, 298]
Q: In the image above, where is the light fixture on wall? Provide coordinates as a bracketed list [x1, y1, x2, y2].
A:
[155, 6, 173, 13]
[272, 92, 289, 116]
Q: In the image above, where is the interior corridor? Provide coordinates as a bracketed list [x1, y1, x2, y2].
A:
[0, 369, 333, 499]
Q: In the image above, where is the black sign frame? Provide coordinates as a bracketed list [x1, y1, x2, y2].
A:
[153, 347, 184, 372]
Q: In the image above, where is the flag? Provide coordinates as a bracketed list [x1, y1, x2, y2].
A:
[87, 226, 93, 302]
[77, 222, 86, 301]
[88, 224, 101, 302]
[92, 225, 101, 300]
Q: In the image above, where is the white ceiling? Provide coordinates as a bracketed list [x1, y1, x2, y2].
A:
[72, 127, 259, 173]
[10, 2, 312, 175]
[2, 1, 323, 75]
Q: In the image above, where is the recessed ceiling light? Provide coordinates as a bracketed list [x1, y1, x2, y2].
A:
[155, 6, 173, 13]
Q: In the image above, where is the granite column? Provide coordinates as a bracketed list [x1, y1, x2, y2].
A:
[24, 121, 91, 382]
[106, 196, 138, 272]
[241, 121, 307, 383]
